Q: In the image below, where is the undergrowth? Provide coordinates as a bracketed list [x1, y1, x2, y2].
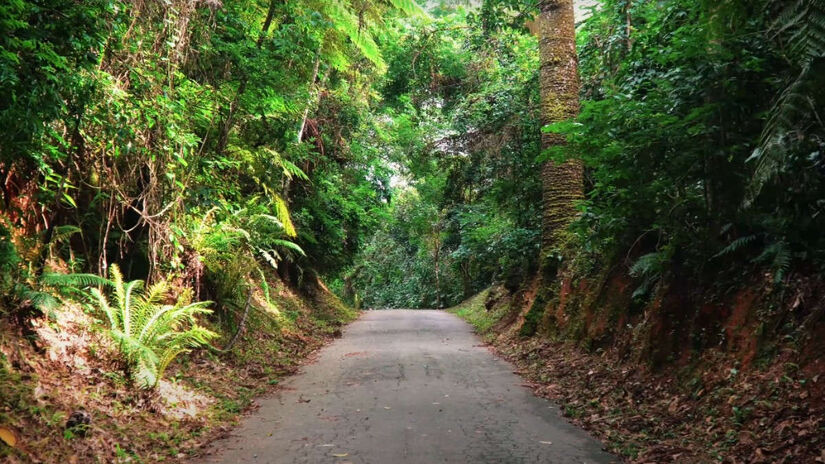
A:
[449, 289, 500, 336]
[0, 275, 355, 463]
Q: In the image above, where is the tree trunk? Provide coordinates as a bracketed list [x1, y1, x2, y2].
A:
[297, 51, 322, 143]
[537, 0, 583, 252]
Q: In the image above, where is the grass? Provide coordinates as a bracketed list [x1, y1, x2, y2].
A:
[449, 289, 502, 335]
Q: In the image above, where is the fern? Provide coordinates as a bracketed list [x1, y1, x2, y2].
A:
[256, 267, 274, 308]
[51, 225, 82, 243]
[250, 213, 284, 229]
[259, 249, 281, 269]
[18, 287, 59, 313]
[713, 235, 758, 258]
[273, 194, 297, 237]
[629, 252, 665, 277]
[91, 265, 217, 388]
[40, 272, 113, 289]
[754, 240, 793, 284]
[748, 0, 825, 200]
[386, 0, 427, 17]
[263, 148, 309, 181]
[270, 239, 306, 256]
[325, 2, 387, 70]
[629, 252, 668, 299]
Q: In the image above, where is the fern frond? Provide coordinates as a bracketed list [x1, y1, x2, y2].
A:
[176, 288, 194, 307]
[154, 347, 188, 388]
[386, 0, 427, 17]
[631, 276, 657, 299]
[629, 252, 668, 299]
[121, 279, 141, 336]
[90, 287, 117, 329]
[20, 289, 59, 312]
[325, 2, 387, 70]
[260, 249, 280, 269]
[40, 272, 113, 289]
[250, 214, 284, 229]
[225, 226, 252, 242]
[749, 0, 825, 200]
[52, 224, 82, 241]
[135, 354, 160, 388]
[271, 239, 306, 256]
[262, 148, 309, 180]
[90, 266, 217, 389]
[137, 304, 177, 345]
[713, 235, 758, 258]
[143, 282, 169, 306]
[139, 301, 212, 345]
[629, 252, 665, 277]
[754, 240, 793, 284]
[111, 264, 126, 311]
[279, 158, 309, 181]
[109, 328, 157, 367]
[273, 195, 296, 237]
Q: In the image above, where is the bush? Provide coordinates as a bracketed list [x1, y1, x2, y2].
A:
[90, 265, 217, 388]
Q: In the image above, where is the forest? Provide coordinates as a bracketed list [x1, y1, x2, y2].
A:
[1, 0, 824, 462]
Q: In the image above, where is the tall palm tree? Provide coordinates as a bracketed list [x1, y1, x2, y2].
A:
[536, 0, 583, 253]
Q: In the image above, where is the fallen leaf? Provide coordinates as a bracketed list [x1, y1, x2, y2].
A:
[0, 426, 19, 448]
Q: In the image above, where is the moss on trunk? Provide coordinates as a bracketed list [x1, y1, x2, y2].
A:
[537, 0, 583, 251]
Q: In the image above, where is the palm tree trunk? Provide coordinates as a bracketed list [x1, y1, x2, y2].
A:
[537, 0, 583, 252]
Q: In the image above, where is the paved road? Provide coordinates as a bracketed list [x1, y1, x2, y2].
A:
[196, 310, 615, 464]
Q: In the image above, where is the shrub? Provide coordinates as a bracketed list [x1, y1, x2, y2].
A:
[90, 265, 217, 388]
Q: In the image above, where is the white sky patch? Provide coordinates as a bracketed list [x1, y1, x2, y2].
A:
[575, 0, 599, 22]
[424, 0, 599, 22]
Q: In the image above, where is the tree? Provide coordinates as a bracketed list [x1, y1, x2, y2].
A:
[536, 0, 582, 254]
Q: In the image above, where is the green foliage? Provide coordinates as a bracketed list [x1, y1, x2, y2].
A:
[749, 0, 825, 199]
[449, 289, 505, 335]
[552, 0, 825, 288]
[2, 0, 822, 342]
[629, 251, 669, 299]
[0, 0, 422, 317]
[0, 221, 109, 317]
[0, 224, 19, 301]
[346, 6, 542, 308]
[0, 0, 111, 166]
[40, 272, 112, 289]
[90, 265, 217, 388]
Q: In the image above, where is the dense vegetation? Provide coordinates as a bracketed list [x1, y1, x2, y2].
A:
[1, 0, 822, 344]
[344, 0, 825, 308]
[1, 0, 823, 329]
[1, 0, 824, 459]
[342, 6, 543, 308]
[0, 0, 418, 332]
[566, 0, 825, 290]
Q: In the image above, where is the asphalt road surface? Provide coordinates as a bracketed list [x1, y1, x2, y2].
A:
[196, 310, 616, 464]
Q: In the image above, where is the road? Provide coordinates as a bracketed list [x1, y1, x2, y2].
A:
[196, 310, 616, 464]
